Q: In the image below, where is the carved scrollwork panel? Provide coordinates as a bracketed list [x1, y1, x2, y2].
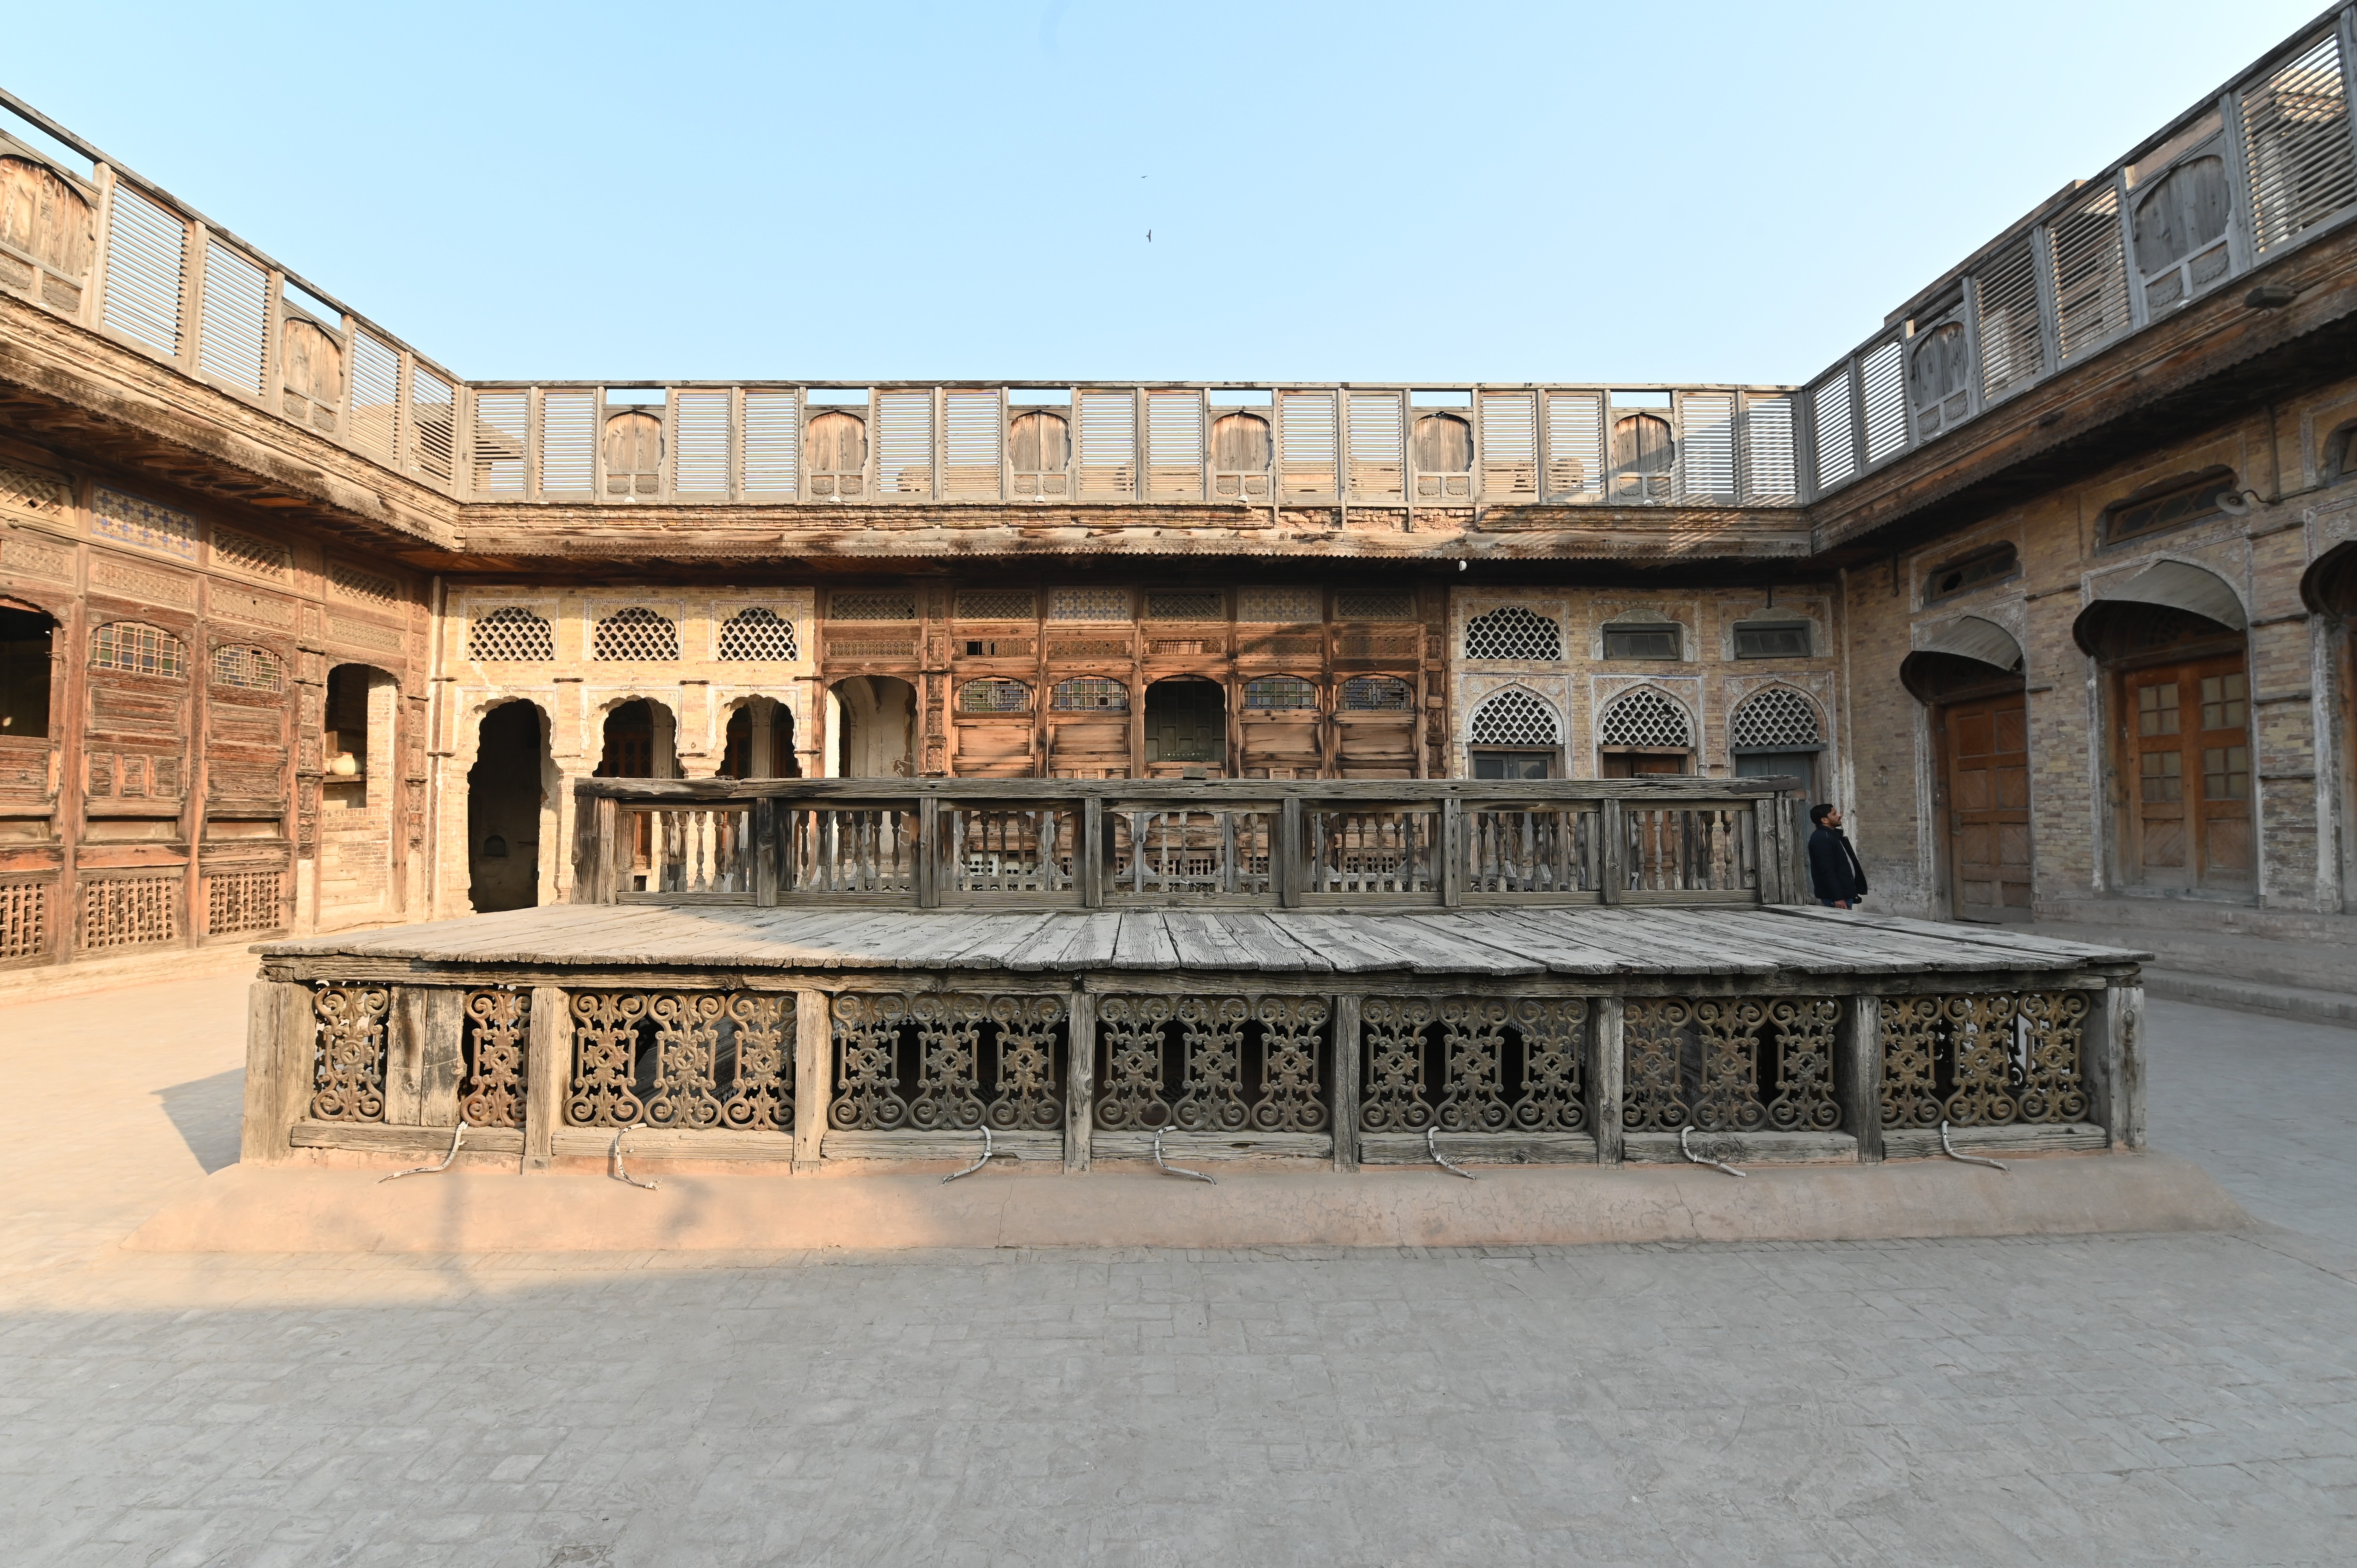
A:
[1252, 996, 1330, 1133]
[1436, 997, 1510, 1133]
[311, 984, 389, 1122]
[1359, 996, 1433, 1133]
[909, 994, 987, 1131]
[987, 995, 1065, 1132]
[1173, 997, 1250, 1132]
[1766, 998, 1841, 1132]
[1879, 996, 1943, 1129]
[831, 993, 910, 1131]
[569, 991, 648, 1127]
[722, 993, 793, 1133]
[647, 993, 727, 1130]
[1095, 995, 1174, 1130]
[2016, 991, 2089, 1125]
[459, 989, 528, 1128]
[1621, 998, 1691, 1131]
[1509, 998, 1587, 1132]
[1943, 993, 2021, 1126]
[1691, 998, 1768, 1132]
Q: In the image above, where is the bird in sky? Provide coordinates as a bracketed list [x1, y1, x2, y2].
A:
[1146, 230, 1152, 242]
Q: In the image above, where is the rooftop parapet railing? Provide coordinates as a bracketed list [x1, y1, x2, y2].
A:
[11, 7, 2357, 523]
[569, 776, 1813, 911]
[1795, 5, 2357, 505]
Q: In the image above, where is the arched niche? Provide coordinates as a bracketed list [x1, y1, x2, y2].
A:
[280, 318, 343, 432]
[594, 697, 680, 779]
[1901, 616, 2030, 921]
[2300, 539, 2357, 618]
[806, 410, 868, 498]
[467, 700, 553, 913]
[1144, 676, 1225, 775]
[2074, 559, 2246, 656]
[829, 675, 915, 778]
[1900, 614, 2024, 703]
[604, 409, 664, 497]
[719, 696, 799, 780]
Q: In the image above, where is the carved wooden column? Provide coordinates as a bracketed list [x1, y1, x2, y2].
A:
[522, 985, 570, 1171]
[1592, 996, 1624, 1165]
[1330, 992, 1361, 1173]
[239, 979, 316, 1164]
[1064, 989, 1095, 1173]
[794, 989, 831, 1166]
[2089, 980, 2146, 1150]
[1839, 992, 1882, 1162]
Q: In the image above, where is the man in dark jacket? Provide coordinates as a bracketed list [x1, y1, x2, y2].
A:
[1807, 803, 1867, 909]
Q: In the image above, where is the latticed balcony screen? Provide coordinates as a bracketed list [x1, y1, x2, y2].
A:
[1730, 687, 1822, 749]
[1464, 606, 1560, 661]
[468, 606, 554, 662]
[1469, 690, 1558, 746]
[1599, 689, 1691, 748]
[592, 607, 679, 662]
[716, 607, 799, 662]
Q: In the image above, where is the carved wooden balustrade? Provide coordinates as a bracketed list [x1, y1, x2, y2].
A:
[253, 971, 2144, 1171]
[571, 777, 1809, 911]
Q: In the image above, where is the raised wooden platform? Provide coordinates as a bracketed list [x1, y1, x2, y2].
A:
[254, 902, 2145, 987]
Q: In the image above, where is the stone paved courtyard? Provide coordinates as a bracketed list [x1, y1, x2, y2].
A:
[2, 978, 2354, 1566]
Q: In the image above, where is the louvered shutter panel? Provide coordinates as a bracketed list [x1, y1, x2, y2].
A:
[673, 392, 729, 494]
[1076, 390, 1136, 500]
[539, 391, 594, 493]
[1675, 393, 1735, 500]
[1478, 391, 1537, 499]
[1279, 390, 1337, 499]
[1544, 391, 1603, 499]
[101, 183, 185, 355]
[1347, 390, 1404, 501]
[876, 392, 933, 498]
[940, 389, 1002, 499]
[196, 241, 265, 393]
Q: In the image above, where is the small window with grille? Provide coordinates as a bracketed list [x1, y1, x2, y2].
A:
[1730, 687, 1822, 750]
[468, 606, 554, 662]
[1602, 623, 1681, 660]
[959, 678, 1031, 714]
[954, 589, 1035, 621]
[591, 607, 679, 661]
[717, 607, 799, 662]
[1340, 675, 1413, 711]
[828, 590, 916, 622]
[2101, 471, 2236, 546]
[1243, 675, 1319, 710]
[1048, 587, 1131, 622]
[1468, 688, 1558, 779]
[1733, 622, 1811, 659]
[1236, 586, 1322, 623]
[1924, 544, 2019, 601]
[1143, 590, 1223, 620]
[1463, 606, 1561, 661]
[1334, 591, 1416, 621]
[91, 621, 186, 678]
[210, 645, 283, 692]
[1598, 688, 1691, 748]
[1053, 677, 1128, 711]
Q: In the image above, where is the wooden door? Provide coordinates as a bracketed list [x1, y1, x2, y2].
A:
[1601, 750, 1687, 777]
[1945, 693, 2032, 920]
[2123, 655, 2251, 892]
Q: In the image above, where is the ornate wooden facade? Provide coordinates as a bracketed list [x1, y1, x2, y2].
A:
[6, 7, 2357, 994]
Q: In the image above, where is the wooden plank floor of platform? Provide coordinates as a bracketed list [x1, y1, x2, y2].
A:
[254, 905, 2151, 987]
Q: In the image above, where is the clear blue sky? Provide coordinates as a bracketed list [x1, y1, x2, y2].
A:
[5, 1, 2331, 385]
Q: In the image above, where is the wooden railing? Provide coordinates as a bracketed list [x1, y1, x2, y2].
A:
[572, 777, 1810, 909]
[14, 8, 2357, 518]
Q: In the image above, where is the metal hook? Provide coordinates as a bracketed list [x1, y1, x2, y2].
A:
[610, 1127, 658, 1190]
[1679, 1125, 1746, 1178]
[1939, 1120, 2007, 1171]
[1427, 1125, 1478, 1180]
[1153, 1126, 1216, 1184]
[380, 1120, 467, 1182]
[943, 1125, 993, 1183]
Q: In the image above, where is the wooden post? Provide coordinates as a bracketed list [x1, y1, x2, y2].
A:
[1600, 800, 1626, 904]
[383, 986, 430, 1126]
[1080, 794, 1103, 909]
[1278, 795, 1304, 908]
[1753, 798, 1784, 904]
[416, 988, 468, 1128]
[918, 796, 941, 908]
[2095, 980, 2147, 1150]
[522, 985, 569, 1171]
[1592, 996, 1624, 1165]
[1330, 992, 1361, 1172]
[1788, 798, 1812, 904]
[753, 797, 779, 906]
[239, 980, 316, 1165]
[1840, 992, 1882, 1162]
[1064, 989, 1095, 1173]
[1440, 798, 1464, 908]
[794, 989, 831, 1166]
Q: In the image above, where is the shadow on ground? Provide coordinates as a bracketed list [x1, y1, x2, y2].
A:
[155, 1068, 242, 1174]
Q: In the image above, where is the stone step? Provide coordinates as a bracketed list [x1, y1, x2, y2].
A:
[2140, 968, 2357, 1029]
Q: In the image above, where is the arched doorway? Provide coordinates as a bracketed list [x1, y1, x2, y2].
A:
[720, 697, 799, 779]
[467, 701, 551, 913]
[829, 676, 915, 777]
[1903, 616, 2029, 922]
[2075, 565, 2253, 895]
[319, 662, 401, 926]
[594, 699, 678, 779]
[1145, 677, 1225, 776]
